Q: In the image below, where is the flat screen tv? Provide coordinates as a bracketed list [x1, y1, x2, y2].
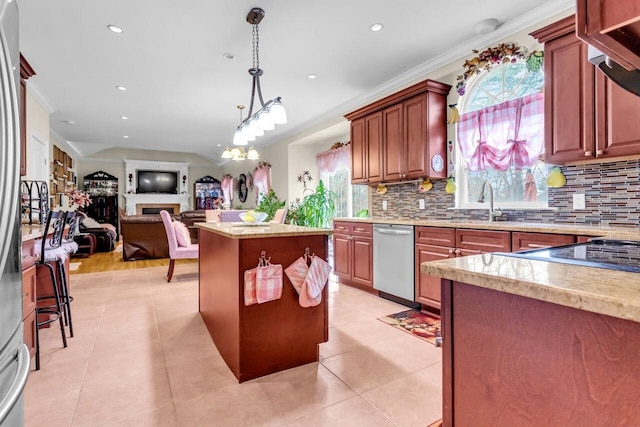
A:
[136, 170, 178, 194]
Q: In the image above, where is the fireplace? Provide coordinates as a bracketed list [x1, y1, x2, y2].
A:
[136, 203, 180, 215]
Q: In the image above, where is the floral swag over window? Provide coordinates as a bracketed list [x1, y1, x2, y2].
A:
[316, 143, 350, 175]
[456, 92, 544, 172]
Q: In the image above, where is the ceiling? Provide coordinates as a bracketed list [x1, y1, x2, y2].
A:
[17, 0, 573, 165]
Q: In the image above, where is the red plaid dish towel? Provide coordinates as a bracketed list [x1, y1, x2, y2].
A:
[244, 260, 283, 306]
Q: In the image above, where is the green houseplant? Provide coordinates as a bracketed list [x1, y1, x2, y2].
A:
[254, 189, 286, 221]
[287, 180, 336, 228]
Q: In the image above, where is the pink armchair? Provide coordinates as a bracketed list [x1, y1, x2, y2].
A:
[160, 210, 199, 282]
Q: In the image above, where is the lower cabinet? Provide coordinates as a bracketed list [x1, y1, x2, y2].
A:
[416, 227, 511, 311]
[21, 239, 37, 360]
[512, 232, 575, 251]
[333, 222, 374, 292]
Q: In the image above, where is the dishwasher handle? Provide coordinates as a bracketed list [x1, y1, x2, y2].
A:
[375, 228, 412, 236]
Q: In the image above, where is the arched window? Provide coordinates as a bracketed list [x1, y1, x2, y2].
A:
[455, 60, 547, 208]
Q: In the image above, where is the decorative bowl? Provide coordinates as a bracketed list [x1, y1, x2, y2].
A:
[240, 211, 268, 224]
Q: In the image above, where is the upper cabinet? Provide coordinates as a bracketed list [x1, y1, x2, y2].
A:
[20, 55, 36, 176]
[532, 16, 640, 165]
[576, 0, 640, 71]
[345, 79, 451, 185]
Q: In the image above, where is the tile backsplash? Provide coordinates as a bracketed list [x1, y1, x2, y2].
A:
[370, 160, 640, 228]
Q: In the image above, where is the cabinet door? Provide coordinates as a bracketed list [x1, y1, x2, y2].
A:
[512, 232, 575, 252]
[22, 264, 36, 317]
[404, 94, 430, 179]
[23, 310, 36, 360]
[595, 73, 640, 158]
[366, 112, 384, 184]
[383, 103, 404, 181]
[350, 118, 367, 184]
[543, 28, 596, 164]
[426, 90, 448, 179]
[352, 236, 373, 288]
[416, 243, 452, 309]
[333, 233, 352, 280]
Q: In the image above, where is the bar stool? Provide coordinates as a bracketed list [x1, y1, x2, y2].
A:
[34, 210, 69, 370]
[58, 211, 80, 338]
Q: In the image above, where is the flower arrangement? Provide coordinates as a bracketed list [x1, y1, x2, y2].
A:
[64, 185, 92, 208]
[455, 43, 543, 96]
[297, 170, 313, 189]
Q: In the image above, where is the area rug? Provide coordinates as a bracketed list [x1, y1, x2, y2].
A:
[378, 309, 441, 346]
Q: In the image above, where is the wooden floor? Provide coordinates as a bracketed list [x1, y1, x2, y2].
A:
[70, 242, 197, 274]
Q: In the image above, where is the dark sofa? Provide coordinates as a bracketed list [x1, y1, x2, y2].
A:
[120, 210, 205, 261]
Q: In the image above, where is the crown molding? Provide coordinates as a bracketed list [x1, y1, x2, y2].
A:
[25, 80, 55, 113]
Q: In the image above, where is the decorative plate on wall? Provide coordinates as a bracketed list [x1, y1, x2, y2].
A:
[237, 173, 248, 203]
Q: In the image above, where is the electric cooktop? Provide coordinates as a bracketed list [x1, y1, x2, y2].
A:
[501, 239, 640, 273]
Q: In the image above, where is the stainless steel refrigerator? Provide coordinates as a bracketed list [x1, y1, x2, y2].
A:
[0, 0, 30, 426]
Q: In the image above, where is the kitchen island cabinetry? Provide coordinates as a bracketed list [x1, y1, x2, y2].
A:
[21, 238, 37, 360]
[196, 222, 331, 383]
[422, 254, 640, 426]
[346, 79, 450, 185]
[333, 221, 374, 293]
[532, 16, 640, 165]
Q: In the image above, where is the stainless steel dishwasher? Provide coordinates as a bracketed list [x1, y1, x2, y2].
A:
[373, 224, 416, 305]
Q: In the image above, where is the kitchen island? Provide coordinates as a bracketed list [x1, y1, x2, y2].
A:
[421, 253, 640, 426]
[195, 222, 332, 382]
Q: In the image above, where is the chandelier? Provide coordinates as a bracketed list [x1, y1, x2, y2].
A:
[221, 145, 260, 161]
[231, 7, 286, 148]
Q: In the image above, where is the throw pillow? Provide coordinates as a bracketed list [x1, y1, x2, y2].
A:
[173, 221, 191, 247]
[82, 217, 102, 228]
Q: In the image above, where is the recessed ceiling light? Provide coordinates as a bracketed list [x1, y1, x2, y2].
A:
[223, 53, 235, 60]
[307, 74, 317, 79]
[370, 23, 384, 32]
[217, 144, 221, 147]
[107, 25, 124, 34]
[61, 120, 76, 125]
[474, 18, 499, 35]
[120, 116, 128, 120]
[123, 135, 129, 139]
[116, 86, 127, 91]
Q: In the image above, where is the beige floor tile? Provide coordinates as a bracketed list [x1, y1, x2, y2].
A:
[72, 405, 179, 427]
[73, 367, 173, 425]
[362, 368, 443, 427]
[166, 355, 238, 402]
[158, 313, 219, 367]
[285, 396, 395, 427]
[98, 308, 157, 334]
[319, 326, 363, 359]
[255, 362, 357, 422]
[174, 383, 285, 427]
[36, 334, 96, 368]
[320, 345, 411, 394]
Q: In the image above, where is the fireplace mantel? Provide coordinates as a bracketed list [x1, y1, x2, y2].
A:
[123, 193, 191, 215]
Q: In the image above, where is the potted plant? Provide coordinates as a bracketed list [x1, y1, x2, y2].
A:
[287, 180, 336, 228]
[254, 189, 286, 221]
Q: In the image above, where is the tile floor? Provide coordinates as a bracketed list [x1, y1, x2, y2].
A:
[25, 264, 442, 426]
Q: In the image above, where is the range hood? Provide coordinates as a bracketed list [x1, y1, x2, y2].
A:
[588, 45, 640, 96]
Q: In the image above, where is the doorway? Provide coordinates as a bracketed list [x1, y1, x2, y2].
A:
[29, 134, 48, 182]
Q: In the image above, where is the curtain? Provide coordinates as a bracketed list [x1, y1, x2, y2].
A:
[253, 166, 271, 200]
[221, 175, 234, 205]
[316, 145, 350, 175]
[456, 93, 544, 171]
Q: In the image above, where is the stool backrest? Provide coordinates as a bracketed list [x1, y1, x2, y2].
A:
[40, 210, 67, 259]
[64, 211, 80, 242]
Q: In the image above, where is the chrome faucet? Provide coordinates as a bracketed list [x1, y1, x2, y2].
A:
[477, 181, 503, 222]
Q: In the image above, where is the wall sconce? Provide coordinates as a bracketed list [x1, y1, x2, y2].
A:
[128, 173, 133, 185]
[182, 175, 187, 185]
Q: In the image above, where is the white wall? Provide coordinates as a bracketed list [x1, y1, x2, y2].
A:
[24, 90, 49, 180]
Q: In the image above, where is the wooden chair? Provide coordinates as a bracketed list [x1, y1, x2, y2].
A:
[159, 210, 199, 282]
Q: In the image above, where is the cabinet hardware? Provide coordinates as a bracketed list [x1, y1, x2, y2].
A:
[596, 150, 605, 155]
[584, 151, 593, 156]
[527, 243, 549, 248]
[22, 293, 29, 298]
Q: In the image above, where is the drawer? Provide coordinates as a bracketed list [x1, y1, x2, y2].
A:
[512, 232, 575, 252]
[415, 226, 455, 247]
[333, 221, 353, 234]
[351, 223, 372, 237]
[21, 239, 36, 270]
[456, 229, 511, 253]
[22, 264, 37, 316]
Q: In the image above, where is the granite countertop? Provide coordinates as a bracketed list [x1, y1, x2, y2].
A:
[21, 224, 45, 242]
[421, 254, 640, 323]
[333, 217, 640, 239]
[195, 222, 333, 239]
